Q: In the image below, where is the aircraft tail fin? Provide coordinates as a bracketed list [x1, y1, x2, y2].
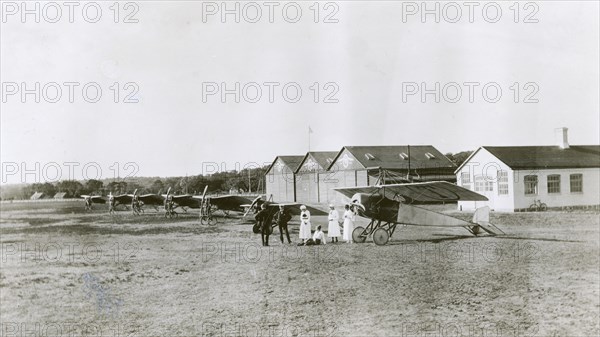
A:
[472, 206, 504, 235]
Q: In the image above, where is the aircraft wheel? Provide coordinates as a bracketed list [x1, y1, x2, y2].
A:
[352, 226, 367, 243]
[252, 223, 261, 234]
[372, 228, 390, 246]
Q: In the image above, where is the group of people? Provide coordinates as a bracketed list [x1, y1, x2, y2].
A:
[254, 203, 358, 247]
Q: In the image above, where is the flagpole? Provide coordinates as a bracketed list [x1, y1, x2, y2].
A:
[308, 126, 311, 152]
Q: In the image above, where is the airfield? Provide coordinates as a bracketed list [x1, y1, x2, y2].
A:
[0, 200, 598, 337]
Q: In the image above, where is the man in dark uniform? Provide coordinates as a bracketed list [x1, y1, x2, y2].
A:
[254, 204, 271, 247]
[273, 205, 292, 244]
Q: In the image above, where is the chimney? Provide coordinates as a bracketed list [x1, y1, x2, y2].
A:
[554, 127, 570, 149]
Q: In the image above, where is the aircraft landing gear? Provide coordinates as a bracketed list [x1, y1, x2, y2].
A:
[352, 226, 367, 243]
[372, 228, 390, 246]
[352, 219, 398, 245]
[165, 210, 178, 219]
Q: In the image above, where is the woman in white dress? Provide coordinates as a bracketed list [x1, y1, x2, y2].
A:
[327, 204, 341, 243]
[299, 205, 312, 243]
[342, 204, 355, 243]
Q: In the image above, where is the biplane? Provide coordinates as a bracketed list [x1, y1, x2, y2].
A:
[334, 181, 504, 245]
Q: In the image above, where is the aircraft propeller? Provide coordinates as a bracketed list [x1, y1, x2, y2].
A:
[243, 195, 262, 218]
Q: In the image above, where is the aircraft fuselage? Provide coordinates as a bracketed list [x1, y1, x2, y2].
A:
[350, 193, 400, 223]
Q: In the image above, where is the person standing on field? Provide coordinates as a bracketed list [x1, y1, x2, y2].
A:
[274, 205, 292, 244]
[255, 204, 271, 247]
[299, 205, 312, 244]
[327, 204, 341, 243]
[342, 204, 355, 243]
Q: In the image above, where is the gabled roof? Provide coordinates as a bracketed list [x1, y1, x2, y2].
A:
[485, 145, 600, 170]
[30, 192, 44, 200]
[54, 192, 67, 199]
[456, 145, 600, 172]
[295, 151, 338, 173]
[265, 155, 305, 174]
[327, 145, 455, 170]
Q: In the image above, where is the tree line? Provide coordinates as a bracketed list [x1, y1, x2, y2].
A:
[1, 166, 267, 200]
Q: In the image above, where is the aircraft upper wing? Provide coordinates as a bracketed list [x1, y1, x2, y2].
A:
[334, 181, 488, 204]
[265, 203, 328, 216]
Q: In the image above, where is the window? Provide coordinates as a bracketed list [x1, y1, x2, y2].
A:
[497, 171, 509, 195]
[461, 172, 471, 190]
[425, 152, 436, 159]
[474, 175, 484, 192]
[484, 176, 494, 192]
[570, 174, 583, 193]
[365, 153, 375, 160]
[399, 153, 409, 160]
[524, 175, 538, 195]
[547, 175, 561, 194]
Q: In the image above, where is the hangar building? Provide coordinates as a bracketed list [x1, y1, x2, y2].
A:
[265, 155, 304, 202]
[294, 151, 338, 204]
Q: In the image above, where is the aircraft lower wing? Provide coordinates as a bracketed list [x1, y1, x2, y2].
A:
[335, 181, 488, 204]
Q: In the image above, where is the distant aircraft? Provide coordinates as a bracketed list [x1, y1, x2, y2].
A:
[82, 187, 258, 217]
[161, 187, 257, 216]
[81, 189, 163, 212]
[193, 194, 256, 216]
[334, 181, 504, 245]
[81, 194, 106, 210]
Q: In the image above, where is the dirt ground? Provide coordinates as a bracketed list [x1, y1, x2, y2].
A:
[1, 200, 598, 337]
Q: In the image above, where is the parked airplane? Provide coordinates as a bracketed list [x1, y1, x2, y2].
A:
[334, 181, 504, 245]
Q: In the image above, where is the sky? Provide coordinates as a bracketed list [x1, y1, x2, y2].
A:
[1, 1, 599, 184]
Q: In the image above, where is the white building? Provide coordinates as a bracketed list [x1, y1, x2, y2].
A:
[456, 128, 600, 212]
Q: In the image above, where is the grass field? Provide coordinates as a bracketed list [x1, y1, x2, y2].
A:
[1, 200, 598, 337]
